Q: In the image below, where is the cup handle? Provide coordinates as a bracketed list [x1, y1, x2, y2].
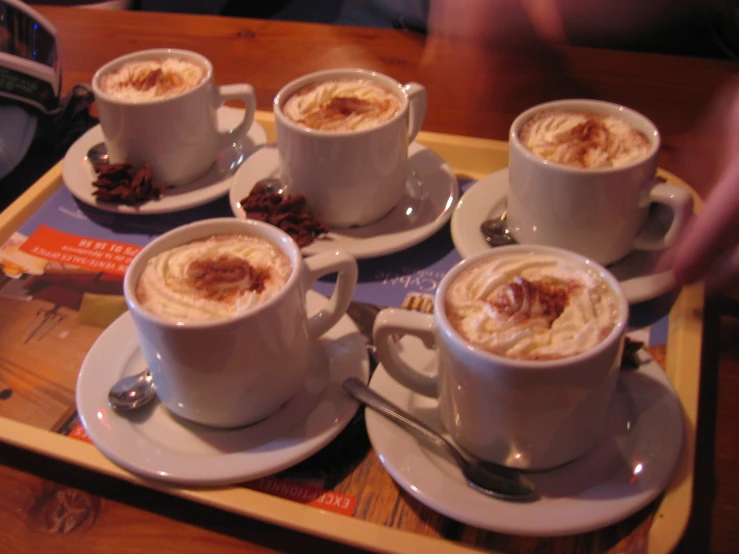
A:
[373, 308, 438, 398]
[403, 83, 427, 144]
[632, 182, 694, 251]
[302, 249, 358, 340]
[216, 84, 257, 144]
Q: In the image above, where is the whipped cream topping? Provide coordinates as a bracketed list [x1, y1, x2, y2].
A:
[282, 79, 401, 131]
[136, 234, 291, 323]
[445, 254, 619, 360]
[519, 110, 651, 168]
[100, 58, 205, 102]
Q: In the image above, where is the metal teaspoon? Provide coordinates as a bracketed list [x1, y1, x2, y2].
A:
[108, 369, 156, 411]
[254, 176, 287, 195]
[479, 206, 516, 247]
[87, 142, 109, 166]
[342, 377, 538, 502]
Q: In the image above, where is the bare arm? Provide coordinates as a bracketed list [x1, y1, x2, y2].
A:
[427, 0, 719, 48]
[664, 79, 739, 290]
[424, 0, 739, 290]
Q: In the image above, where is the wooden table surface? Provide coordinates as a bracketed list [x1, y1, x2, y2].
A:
[1, 6, 738, 553]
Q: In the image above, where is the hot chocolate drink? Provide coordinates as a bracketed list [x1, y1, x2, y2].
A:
[518, 110, 651, 169]
[445, 253, 619, 360]
[99, 58, 206, 102]
[136, 234, 291, 323]
[282, 79, 401, 132]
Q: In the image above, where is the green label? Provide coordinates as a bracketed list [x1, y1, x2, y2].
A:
[0, 66, 59, 113]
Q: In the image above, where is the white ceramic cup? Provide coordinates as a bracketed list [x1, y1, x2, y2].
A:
[508, 99, 693, 266]
[273, 68, 428, 228]
[92, 48, 256, 186]
[373, 245, 629, 471]
[123, 218, 358, 428]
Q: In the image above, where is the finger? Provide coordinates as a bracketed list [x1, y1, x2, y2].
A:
[670, 79, 739, 201]
[671, 165, 739, 284]
[654, 240, 682, 276]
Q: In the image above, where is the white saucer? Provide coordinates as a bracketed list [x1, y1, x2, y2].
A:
[63, 106, 267, 215]
[450, 169, 679, 304]
[76, 291, 369, 487]
[365, 336, 683, 537]
[229, 143, 459, 259]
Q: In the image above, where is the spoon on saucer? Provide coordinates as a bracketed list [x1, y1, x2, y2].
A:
[342, 377, 538, 502]
[479, 206, 516, 247]
[87, 142, 253, 176]
[87, 142, 109, 166]
[255, 177, 287, 195]
[108, 369, 156, 411]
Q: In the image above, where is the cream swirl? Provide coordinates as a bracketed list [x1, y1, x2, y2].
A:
[100, 59, 205, 102]
[282, 79, 401, 131]
[135, 234, 291, 323]
[519, 110, 651, 168]
[445, 254, 619, 360]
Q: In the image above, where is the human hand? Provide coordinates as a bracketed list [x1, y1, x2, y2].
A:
[662, 80, 739, 291]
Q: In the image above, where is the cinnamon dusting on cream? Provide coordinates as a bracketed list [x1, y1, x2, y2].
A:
[186, 255, 268, 301]
[444, 254, 619, 360]
[100, 59, 205, 101]
[519, 110, 651, 168]
[135, 234, 291, 323]
[491, 276, 579, 326]
[283, 79, 400, 132]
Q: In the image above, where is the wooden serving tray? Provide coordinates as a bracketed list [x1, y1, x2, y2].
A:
[0, 111, 704, 554]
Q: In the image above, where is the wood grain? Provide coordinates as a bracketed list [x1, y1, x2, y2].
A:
[5, 6, 736, 204]
[0, 5, 736, 554]
[0, 442, 367, 554]
[711, 311, 739, 553]
[37, 9, 738, 154]
[0, 297, 100, 429]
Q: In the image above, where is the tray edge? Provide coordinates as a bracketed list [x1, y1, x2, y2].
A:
[0, 110, 704, 554]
